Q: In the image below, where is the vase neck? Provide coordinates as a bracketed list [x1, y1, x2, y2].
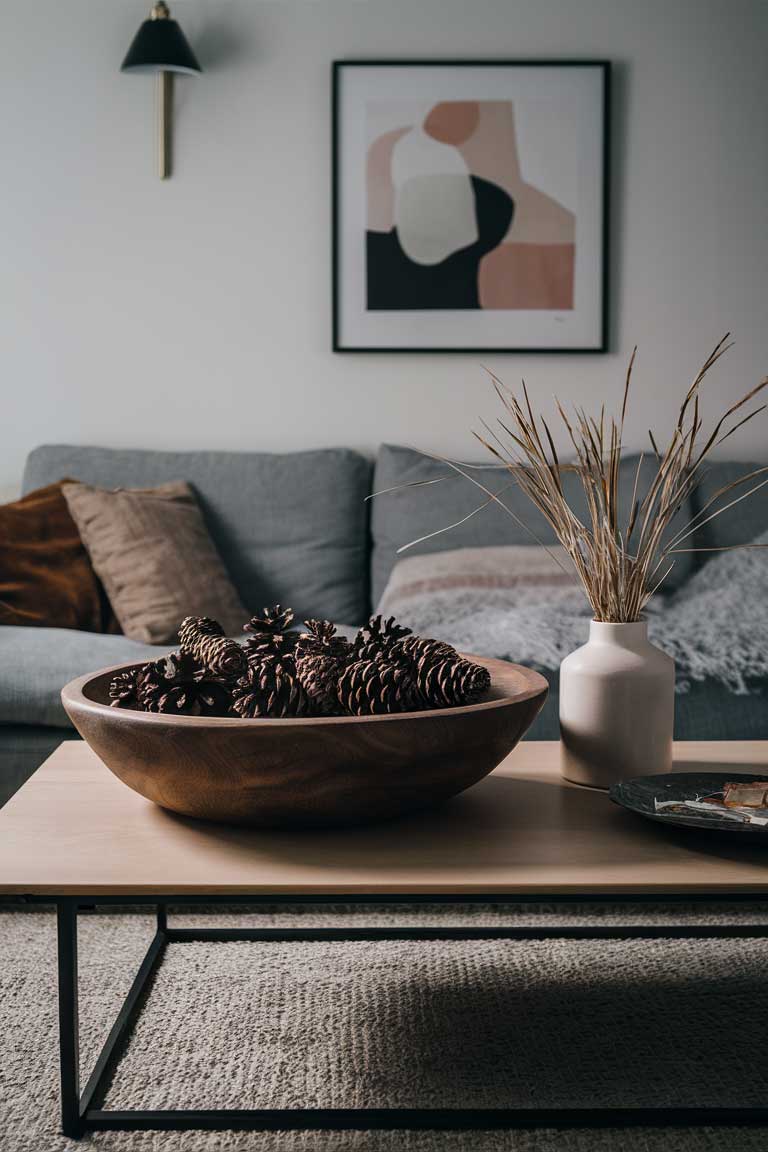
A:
[588, 619, 648, 647]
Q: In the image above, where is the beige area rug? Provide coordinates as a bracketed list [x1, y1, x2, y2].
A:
[1, 903, 767, 1151]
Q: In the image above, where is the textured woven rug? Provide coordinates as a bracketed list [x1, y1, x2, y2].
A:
[2, 903, 768, 1151]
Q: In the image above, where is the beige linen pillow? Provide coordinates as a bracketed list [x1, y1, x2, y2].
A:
[377, 545, 579, 615]
[62, 480, 247, 644]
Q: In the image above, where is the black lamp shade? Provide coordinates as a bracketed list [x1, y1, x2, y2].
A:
[121, 17, 202, 75]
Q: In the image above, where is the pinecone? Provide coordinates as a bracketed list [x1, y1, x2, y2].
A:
[418, 655, 491, 708]
[394, 634, 457, 668]
[336, 657, 420, 716]
[232, 655, 310, 718]
[244, 605, 300, 662]
[139, 652, 232, 716]
[109, 667, 141, 709]
[352, 615, 412, 663]
[178, 615, 248, 680]
[295, 619, 351, 715]
[390, 634, 490, 708]
[391, 634, 457, 705]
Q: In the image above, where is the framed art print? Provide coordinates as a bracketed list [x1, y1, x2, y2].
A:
[333, 60, 610, 353]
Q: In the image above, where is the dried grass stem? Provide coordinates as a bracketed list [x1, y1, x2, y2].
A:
[466, 337, 767, 622]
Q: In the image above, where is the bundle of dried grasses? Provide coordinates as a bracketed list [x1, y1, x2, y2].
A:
[384, 337, 768, 623]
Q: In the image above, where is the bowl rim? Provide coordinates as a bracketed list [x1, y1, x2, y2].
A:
[61, 654, 548, 728]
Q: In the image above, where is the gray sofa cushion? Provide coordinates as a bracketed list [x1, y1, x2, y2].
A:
[371, 445, 696, 608]
[0, 626, 165, 728]
[689, 460, 767, 554]
[0, 727, 80, 807]
[23, 445, 372, 626]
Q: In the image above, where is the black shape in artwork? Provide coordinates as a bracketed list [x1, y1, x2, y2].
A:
[366, 177, 514, 311]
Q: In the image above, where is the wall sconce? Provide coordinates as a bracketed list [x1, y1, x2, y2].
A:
[121, 2, 202, 180]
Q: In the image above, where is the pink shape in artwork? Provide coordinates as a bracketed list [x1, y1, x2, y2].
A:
[423, 102, 480, 146]
[479, 243, 575, 310]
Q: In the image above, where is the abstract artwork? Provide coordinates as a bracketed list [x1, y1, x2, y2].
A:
[334, 62, 609, 352]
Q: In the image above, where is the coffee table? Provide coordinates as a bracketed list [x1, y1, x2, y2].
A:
[1, 739, 767, 1138]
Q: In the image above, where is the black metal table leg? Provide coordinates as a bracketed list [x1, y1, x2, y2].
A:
[55, 899, 168, 1138]
[56, 899, 82, 1139]
[50, 893, 768, 1136]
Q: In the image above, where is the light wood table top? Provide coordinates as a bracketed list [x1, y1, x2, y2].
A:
[1, 741, 767, 897]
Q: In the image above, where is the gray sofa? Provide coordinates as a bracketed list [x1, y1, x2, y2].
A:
[1, 442, 766, 806]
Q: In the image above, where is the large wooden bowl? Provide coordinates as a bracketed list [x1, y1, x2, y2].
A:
[61, 656, 548, 828]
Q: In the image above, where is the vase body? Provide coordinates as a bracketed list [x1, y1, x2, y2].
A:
[559, 620, 674, 789]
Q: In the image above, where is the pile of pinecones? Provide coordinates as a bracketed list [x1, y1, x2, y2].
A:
[109, 607, 491, 718]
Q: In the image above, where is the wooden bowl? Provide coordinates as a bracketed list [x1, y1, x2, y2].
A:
[61, 656, 548, 828]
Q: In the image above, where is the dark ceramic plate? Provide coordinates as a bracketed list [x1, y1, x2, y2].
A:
[609, 772, 768, 836]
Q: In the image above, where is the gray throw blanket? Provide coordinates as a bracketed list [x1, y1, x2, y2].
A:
[378, 534, 768, 695]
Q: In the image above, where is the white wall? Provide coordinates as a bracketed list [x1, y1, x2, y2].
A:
[1, 0, 766, 494]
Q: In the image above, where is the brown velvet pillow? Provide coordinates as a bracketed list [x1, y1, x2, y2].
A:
[0, 481, 111, 631]
[62, 480, 247, 644]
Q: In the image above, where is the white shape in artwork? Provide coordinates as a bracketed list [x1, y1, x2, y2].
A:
[390, 125, 468, 186]
[391, 128, 477, 266]
[395, 175, 478, 266]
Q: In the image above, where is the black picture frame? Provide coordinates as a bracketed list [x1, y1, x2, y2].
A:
[332, 59, 611, 354]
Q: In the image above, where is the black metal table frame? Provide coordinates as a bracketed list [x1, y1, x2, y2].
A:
[47, 890, 768, 1138]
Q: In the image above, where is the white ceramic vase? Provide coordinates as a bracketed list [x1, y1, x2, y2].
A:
[559, 620, 674, 789]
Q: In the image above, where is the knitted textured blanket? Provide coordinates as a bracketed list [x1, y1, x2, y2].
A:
[378, 534, 768, 695]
